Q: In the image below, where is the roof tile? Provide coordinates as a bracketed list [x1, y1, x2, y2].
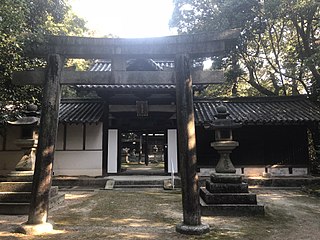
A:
[58, 97, 320, 124]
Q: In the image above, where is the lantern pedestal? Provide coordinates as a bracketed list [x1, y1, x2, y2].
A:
[211, 141, 238, 173]
[200, 173, 265, 216]
[14, 139, 37, 171]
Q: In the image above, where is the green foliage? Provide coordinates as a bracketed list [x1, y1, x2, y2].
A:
[0, 0, 87, 123]
[170, 0, 320, 97]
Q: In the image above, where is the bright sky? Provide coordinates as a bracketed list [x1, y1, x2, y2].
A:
[69, 0, 176, 38]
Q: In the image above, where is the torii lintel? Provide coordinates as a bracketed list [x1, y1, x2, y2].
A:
[26, 29, 240, 59]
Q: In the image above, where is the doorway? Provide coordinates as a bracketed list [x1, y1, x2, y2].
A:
[120, 131, 167, 175]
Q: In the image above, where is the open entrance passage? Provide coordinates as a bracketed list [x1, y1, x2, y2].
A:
[120, 131, 167, 175]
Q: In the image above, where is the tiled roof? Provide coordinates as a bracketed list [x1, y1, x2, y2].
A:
[58, 96, 320, 124]
[77, 59, 175, 90]
[59, 100, 103, 123]
[194, 96, 320, 125]
[89, 59, 171, 72]
[89, 60, 111, 72]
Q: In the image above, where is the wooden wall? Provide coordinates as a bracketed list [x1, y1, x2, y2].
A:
[196, 125, 309, 167]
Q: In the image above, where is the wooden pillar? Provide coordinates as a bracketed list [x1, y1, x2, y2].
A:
[175, 54, 209, 234]
[310, 123, 320, 174]
[164, 131, 168, 173]
[139, 134, 143, 162]
[144, 133, 149, 166]
[102, 100, 109, 176]
[27, 54, 62, 225]
[117, 129, 122, 172]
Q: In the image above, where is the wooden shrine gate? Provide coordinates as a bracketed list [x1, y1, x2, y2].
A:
[13, 30, 239, 235]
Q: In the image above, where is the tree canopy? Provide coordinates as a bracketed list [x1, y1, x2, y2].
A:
[0, 0, 87, 123]
[170, 0, 320, 98]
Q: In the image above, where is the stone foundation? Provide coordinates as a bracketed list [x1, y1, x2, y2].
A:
[199, 167, 309, 177]
[200, 173, 264, 216]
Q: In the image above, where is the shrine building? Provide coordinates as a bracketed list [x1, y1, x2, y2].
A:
[1, 59, 320, 177]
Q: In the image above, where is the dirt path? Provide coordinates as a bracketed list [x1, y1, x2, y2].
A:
[0, 189, 319, 239]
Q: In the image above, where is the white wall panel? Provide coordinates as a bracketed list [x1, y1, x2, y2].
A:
[66, 124, 83, 150]
[56, 124, 64, 150]
[107, 129, 118, 173]
[85, 123, 102, 150]
[168, 129, 178, 173]
[54, 150, 102, 176]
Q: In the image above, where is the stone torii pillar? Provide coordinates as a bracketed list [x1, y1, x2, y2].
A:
[17, 54, 62, 234]
[175, 54, 209, 234]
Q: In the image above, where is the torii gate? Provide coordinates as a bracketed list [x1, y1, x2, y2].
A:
[13, 29, 240, 235]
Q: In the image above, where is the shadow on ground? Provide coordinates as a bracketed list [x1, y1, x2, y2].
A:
[0, 188, 320, 239]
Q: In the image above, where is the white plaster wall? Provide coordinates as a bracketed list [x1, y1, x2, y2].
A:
[5, 126, 20, 150]
[66, 124, 83, 150]
[107, 129, 118, 173]
[168, 129, 178, 173]
[56, 124, 64, 150]
[85, 123, 102, 150]
[54, 150, 102, 176]
[51, 123, 103, 176]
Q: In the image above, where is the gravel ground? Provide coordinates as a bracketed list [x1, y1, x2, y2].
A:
[0, 188, 320, 240]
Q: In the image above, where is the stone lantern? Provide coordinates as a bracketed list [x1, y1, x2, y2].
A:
[8, 104, 40, 173]
[200, 104, 264, 216]
[206, 104, 240, 173]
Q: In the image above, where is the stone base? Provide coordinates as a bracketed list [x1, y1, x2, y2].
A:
[5, 171, 34, 182]
[163, 179, 175, 190]
[7, 171, 34, 177]
[200, 188, 257, 204]
[200, 198, 265, 216]
[200, 173, 264, 216]
[15, 222, 53, 235]
[176, 222, 210, 235]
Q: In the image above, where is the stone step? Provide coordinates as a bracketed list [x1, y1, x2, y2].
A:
[0, 192, 31, 202]
[200, 198, 265, 216]
[206, 181, 249, 193]
[200, 188, 257, 204]
[0, 194, 65, 215]
[0, 182, 33, 192]
[113, 184, 164, 188]
[113, 180, 167, 188]
[210, 174, 243, 184]
[53, 178, 107, 188]
[114, 180, 165, 186]
[0, 186, 59, 203]
[0, 202, 29, 215]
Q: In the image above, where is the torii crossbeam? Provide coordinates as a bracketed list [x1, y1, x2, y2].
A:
[13, 29, 240, 235]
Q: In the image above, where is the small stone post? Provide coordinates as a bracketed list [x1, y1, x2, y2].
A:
[17, 54, 62, 234]
[175, 54, 209, 235]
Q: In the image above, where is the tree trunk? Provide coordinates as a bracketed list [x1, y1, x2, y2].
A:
[247, 65, 276, 96]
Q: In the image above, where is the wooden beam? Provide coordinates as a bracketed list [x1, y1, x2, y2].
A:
[109, 105, 176, 112]
[26, 29, 240, 59]
[12, 69, 224, 85]
[102, 101, 109, 177]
